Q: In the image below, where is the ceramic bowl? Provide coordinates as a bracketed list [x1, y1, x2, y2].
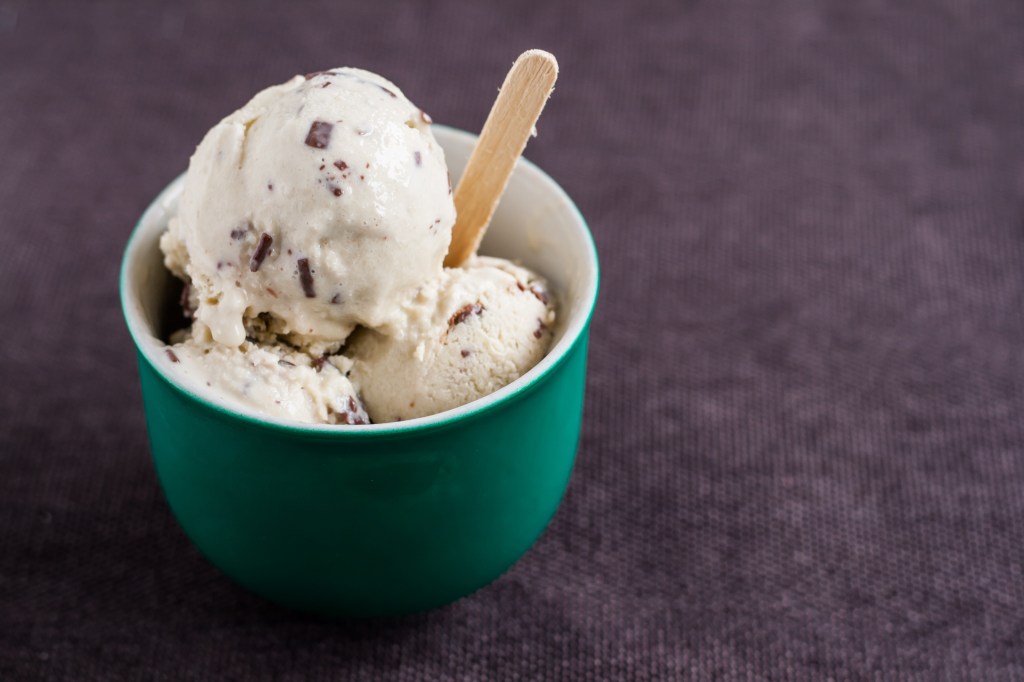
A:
[120, 125, 599, 617]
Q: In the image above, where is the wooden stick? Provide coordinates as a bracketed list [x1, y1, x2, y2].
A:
[445, 50, 559, 267]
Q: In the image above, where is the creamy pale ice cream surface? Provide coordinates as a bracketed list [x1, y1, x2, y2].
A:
[165, 324, 369, 426]
[159, 67, 556, 425]
[161, 67, 455, 350]
[349, 257, 556, 422]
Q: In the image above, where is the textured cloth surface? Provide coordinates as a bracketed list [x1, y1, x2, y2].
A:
[3, 1, 1024, 679]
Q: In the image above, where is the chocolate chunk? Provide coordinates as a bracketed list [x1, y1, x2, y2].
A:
[297, 258, 316, 297]
[230, 221, 252, 240]
[312, 356, 327, 372]
[330, 293, 341, 305]
[325, 393, 370, 425]
[305, 121, 333, 149]
[332, 396, 369, 425]
[334, 160, 348, 171]
[530, 287, 550, 305]
[278, 359, 295, 368]
[534, 320, 548, 339]
[328, 182, 343, 197]
[449, 302, 484, 328]
[378, 84, 397, 98]
[249, 232, 273, 272]
[267, 183, 273, 191]
[414, 151, 422, 166]
[420, 110, 432, 124]
[352, 395, 368, 421]
[165, 349, 180, 363]
[461, 349, 471, 358]
[321, 82, 331, 88]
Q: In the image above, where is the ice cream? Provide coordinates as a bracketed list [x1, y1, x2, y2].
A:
[161, 68, 455, 351]
[159, 66, 557, 425]
[164, 325, 369, 426]
[349, 257, 556, 422]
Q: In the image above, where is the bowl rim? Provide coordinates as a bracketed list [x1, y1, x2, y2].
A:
[120, 124, 600, 437]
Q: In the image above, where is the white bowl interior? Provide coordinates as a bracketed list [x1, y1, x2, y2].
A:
[122, 125, 599, 431]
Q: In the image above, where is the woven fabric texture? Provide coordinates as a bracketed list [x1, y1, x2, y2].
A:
[2, 0, 1024, 679]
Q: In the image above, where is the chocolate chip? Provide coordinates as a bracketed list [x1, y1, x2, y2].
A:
[414, 151, 422, 166]
[249, 232, 273, 272]
[328, 182, 342, 197]
[420, 110, 432, 124]
[461, 349, 471, 358]
[449, 302, 484, 328]
[278, 359, 295, 368]
[534, 320, 548, 339]
[530, 287, 550, 305]
[166, 349, 180, 363]
[325, 393, 370, 425]
[378, 84, 397, 98]
[230, 221, 252, 240]
[305, 121, 333, 149]
[332, 396, 370, 425]
[334, 160, 348, 171]
[347, 411, 370, 426]
[267, 183, 273, 191]
[312, 356, 327, 372]
[297, 258, 315, 297]
[330, 293, 341, 305]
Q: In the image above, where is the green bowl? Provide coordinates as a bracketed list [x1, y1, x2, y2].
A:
[120, 125, 600, 617]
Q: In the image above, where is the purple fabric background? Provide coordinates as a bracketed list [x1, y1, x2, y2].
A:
[3, 0, 1024, 679]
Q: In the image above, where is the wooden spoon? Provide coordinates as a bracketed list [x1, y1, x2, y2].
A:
[444, 50, 559, 267]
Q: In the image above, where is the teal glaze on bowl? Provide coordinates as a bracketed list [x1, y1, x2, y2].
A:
[121, 125, 599, 617]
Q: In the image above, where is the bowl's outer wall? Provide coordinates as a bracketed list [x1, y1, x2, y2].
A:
[138, 326, 591, 617]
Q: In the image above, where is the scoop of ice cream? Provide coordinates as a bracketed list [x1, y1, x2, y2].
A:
[166, 325, 369, 425]
[349, 256, 556, 422]
[161, 67, 455, 350]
